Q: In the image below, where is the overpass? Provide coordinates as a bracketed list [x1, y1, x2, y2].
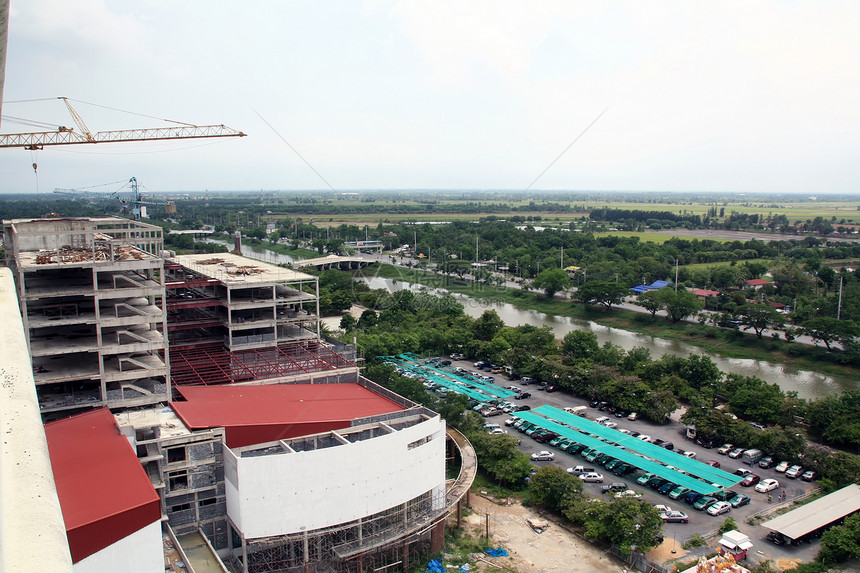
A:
[298, 255, 369, 270]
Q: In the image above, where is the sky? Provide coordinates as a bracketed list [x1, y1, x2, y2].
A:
[1, 1, 859, 195]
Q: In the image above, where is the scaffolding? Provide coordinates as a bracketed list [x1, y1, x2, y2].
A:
[226, 492, 441, 573]
[169, 341, 356, 386]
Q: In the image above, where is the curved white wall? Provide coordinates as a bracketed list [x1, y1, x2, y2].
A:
[225, 416, 446, 539]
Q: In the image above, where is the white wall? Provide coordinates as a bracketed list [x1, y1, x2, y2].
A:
[73, 520, 163, 573]
[225, 416, 446, 539]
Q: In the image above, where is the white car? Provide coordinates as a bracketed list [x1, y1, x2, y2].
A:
[707, 501, 732, 516]
[775, 460, 790, 473]
[595, 416, 610, 424]
[614, 490, 642, 499]
[637, 435, 651, 441]
[579, 472, 605, 483]
[602, 421, 618, 429]
[683, 451, 697, 459]
[756, 478, 780, 493]
[504, 418, 517, 426]
[531, 451, 555, 461]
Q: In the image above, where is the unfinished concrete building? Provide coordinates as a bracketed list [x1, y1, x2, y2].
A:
[2, 217, 169, 417]
[165, 252, 356, 388]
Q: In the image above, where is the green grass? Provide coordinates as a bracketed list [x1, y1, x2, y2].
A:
[593, 231, 730, 244]
[358, 263, 860, 379]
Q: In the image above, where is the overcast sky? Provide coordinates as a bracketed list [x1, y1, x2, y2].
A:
[1, 1, 859, 195]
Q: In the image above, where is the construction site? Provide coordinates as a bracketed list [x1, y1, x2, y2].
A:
[0, 215, 477, 573]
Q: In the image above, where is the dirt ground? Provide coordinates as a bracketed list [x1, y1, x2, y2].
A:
[458, 494, 630, 573]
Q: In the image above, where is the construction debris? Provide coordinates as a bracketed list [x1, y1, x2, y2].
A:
[35, 244, 147, 264]
[527, 517, 549, 533]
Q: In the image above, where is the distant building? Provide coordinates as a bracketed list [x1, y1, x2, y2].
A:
[746, 279, 771, 289]
[692, 288, 721, 300]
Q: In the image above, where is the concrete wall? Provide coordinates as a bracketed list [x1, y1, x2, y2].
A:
[73, 520, 163, 573]
[0, 267, 73, 572]
[225, 416, 446, 538]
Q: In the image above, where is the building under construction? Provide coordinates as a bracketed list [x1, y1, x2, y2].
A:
[3, 216, 170, 417]
[0, 216, 476, 573]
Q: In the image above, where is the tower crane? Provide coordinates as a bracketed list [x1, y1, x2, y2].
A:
[0, 97, 245, 150]
[54, 177, 176, 220]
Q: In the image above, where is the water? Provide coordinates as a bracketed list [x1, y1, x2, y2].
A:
[360, 276, 851, 401]
[205, 238, 298, 264]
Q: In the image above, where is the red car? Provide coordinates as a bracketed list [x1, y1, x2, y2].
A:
[707, 460, 721, 468]
[740, 474, 761, 487]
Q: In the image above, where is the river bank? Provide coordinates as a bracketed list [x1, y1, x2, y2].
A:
[354, 263, 859, 384]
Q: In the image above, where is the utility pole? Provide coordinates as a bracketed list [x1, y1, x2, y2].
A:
[838, 276, 844, 320]
[675, 259, 679, 292]
[560, 246, 564, 269]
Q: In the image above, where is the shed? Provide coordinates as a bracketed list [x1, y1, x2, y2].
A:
[761, 484, 860, 542]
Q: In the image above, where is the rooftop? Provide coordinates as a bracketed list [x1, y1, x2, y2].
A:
[169, 252, 316, 285]
[45, 408, 160, 563]
[171, 383, 407, 448]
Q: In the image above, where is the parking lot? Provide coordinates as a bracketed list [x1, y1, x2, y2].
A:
[439, 357, 821, 564]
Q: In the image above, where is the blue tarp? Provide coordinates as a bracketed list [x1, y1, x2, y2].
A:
[630, 280, 672, 293]
[485, 547, 509, 557]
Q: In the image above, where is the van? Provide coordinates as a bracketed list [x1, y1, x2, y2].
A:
[521, 377, 535, 385]
[741, 449, 764, 465]
[564, 406, 588, 417]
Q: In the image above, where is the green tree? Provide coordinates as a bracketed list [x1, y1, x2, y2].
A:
[473, 310, 504, 341]
[818, 513, 860, 565]
[580, 498, 663, 553]
[802, 317, 859, 351]
[575, 281, 630, 310]
[638, 290, 662, 317]
[718, 516, 739, 535]
[658, 289, 704, 323]
[562, 330, 600, 363]
[526, 466, 583, 511]
[469, 432, 533, 486]
[533, 268, 571, 298]
[739, 304, 786, 338]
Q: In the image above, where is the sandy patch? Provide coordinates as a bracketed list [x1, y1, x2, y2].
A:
[458, 495, 625, 573]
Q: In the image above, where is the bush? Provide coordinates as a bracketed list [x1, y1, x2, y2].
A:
[718, 516, 738, 534]
[683, 534, 707, 549]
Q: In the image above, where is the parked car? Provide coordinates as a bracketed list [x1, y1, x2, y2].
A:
[693, 496, 718, 511]
[637, 473, 655, 486]
[734, 468, 752, 477]
[515, 392, 531, 400]
[636, 435, 652, 442]
[775, 461, 790, 473]
[648, 477, 669, 490]
[684, 492, 704, 505]
[714, 490, 738, 502]
[785, 465, 804, 479]
[728, 448, 746, 459]
[707, 460, 721, 468]
[658, 481, 678, 495]
[514, 405, 531, 412]
[449, 353, 465, 360]
[661, 510, 690, 524]
[740, 474, 761, 487]
[614, 490, 642, 499]
[801, 470, 817, 482]
[613, 464, 636, 476]
[756, 478, 780, 493]
[729, 494, 751, 508]
[669, 486, 691, 500]
[531, 451, 555, 461]
[683, 451, 697, 459]
[579, 472, 605, 483]
[601, 482, 628, 493]
[717, 443, 735, 455]
[602, 421, 618, 429]
[758, 456, 777, 469]
[707, 501, 732, 516]
[628, 412, 639, 421]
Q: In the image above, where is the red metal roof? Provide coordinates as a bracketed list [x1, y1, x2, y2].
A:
[747, 279, 771, 286]
[172, 383, 406, 448]
[45, 408, 160, 563]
